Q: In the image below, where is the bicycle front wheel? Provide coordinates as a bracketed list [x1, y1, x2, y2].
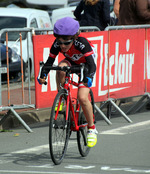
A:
[77, 89, 95, 157]
[49, 89, 71, 165]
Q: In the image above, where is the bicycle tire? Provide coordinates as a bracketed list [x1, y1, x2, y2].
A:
[77, 89, 95, 157]
[49, 89, 71, 165]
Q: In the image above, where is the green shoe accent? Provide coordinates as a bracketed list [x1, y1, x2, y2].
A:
[87, 129, 98, 148]
[55, 100, 64, 111]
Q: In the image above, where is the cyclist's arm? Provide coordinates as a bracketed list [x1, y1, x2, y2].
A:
[76, 37, 96, 83]
[40, 57, 55, 78]
[40, 40, 60, 79]
[38, 57, 55, 84]
[84, 55, 96, 82]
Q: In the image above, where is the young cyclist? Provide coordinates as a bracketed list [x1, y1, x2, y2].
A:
[39, 17, 97, 148]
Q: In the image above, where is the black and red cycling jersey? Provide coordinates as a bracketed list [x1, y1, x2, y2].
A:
[40, 35, 96, 81]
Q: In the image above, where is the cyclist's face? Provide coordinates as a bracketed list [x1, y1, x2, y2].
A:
[57, 38, 73, 52]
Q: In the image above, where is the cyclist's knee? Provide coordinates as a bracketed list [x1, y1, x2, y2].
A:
[57, 70, 65, 78]
[78, 95, 88, 106]
[57, 62, 67, 78]
[56, 71, 65, 88]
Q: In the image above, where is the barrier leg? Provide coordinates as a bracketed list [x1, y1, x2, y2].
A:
[0, 110, 11, 126]
[126, 96, 145, 114]
[94, 104, 112, 125]
[109, 99, 132, 123]
[10, 108, 33, 133]
[107, 103, 112, 119]
[133, 98, 150, 113]
[0, 108, 33, 133]
[99, 101, 109, 110]
[126, 93, 150, 114]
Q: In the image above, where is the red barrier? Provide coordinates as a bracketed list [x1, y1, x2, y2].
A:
[108, 29, 145, 99]
[146, 29, 150, 92]
[33, 29, 149, 109]
[33, 31, 108, 108]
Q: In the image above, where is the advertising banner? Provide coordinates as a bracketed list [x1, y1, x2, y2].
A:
[108, 29, 145, 99]
[81, 31, 109, 102]
[33, 31, 108, 108]
[33, 34, 56, 108]
[33, 29, 147, 109]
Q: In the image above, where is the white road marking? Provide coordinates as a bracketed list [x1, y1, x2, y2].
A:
[101, 166, 150, 173]
[27, 164, 95, 170]
[0, 170, 91, 174]
[0, 160, 12, 164]
[1, 140, 77, 157]
[27, 164, 53, 169]
[100, 120, 150, 135]
[11, 144, 49, 154]
[65, 165, 95, 169]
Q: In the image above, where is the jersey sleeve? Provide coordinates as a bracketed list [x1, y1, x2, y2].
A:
[75, 36, 94, 55]
[76, 37, 96, 81]
[85, 55, 96, 80]
[40, 40, 61, 78]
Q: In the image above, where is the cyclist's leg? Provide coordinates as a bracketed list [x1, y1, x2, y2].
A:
[78, 87, 94, 127]
[55, 60, 69, 111]
[56, 59, 71, 90]
[55, 59, 73, 111]
[78, 86, 97, 147]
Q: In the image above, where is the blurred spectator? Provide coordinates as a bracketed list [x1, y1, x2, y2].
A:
[113, 0, 120, 19]
[118, 0, 150, 25]
[148, 0, 150, 7]
[74, 0, 110, 31]
[112, 0, 120, 25]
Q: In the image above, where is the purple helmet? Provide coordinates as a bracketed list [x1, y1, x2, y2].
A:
[54, 17, 80, 36]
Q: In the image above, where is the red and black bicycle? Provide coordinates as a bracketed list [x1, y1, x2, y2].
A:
[45, 64, 95, 165]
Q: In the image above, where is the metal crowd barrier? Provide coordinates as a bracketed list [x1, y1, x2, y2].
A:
[2, 25, 149, 131]
[105, 24, 150, 31]
[104, 24, 150, 121]
[0, 26, 107, 132]
[0, 28, 55, 132]
[0, 28, 38, 132]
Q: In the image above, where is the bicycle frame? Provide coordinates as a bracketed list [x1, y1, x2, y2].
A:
[55, 71, 88, 132]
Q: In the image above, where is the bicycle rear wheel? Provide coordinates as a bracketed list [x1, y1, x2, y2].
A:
[77, 89, 95, 156]
[49, 89, 71, 165]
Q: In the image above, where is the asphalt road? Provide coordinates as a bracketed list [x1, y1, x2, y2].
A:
[0, 110, 150, 174]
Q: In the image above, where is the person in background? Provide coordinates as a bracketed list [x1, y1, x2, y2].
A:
[118, 0, 150, 25]
[111, 0, 120, 25]
[113, 0, 120, 19]
[74, 0, 110, 31]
